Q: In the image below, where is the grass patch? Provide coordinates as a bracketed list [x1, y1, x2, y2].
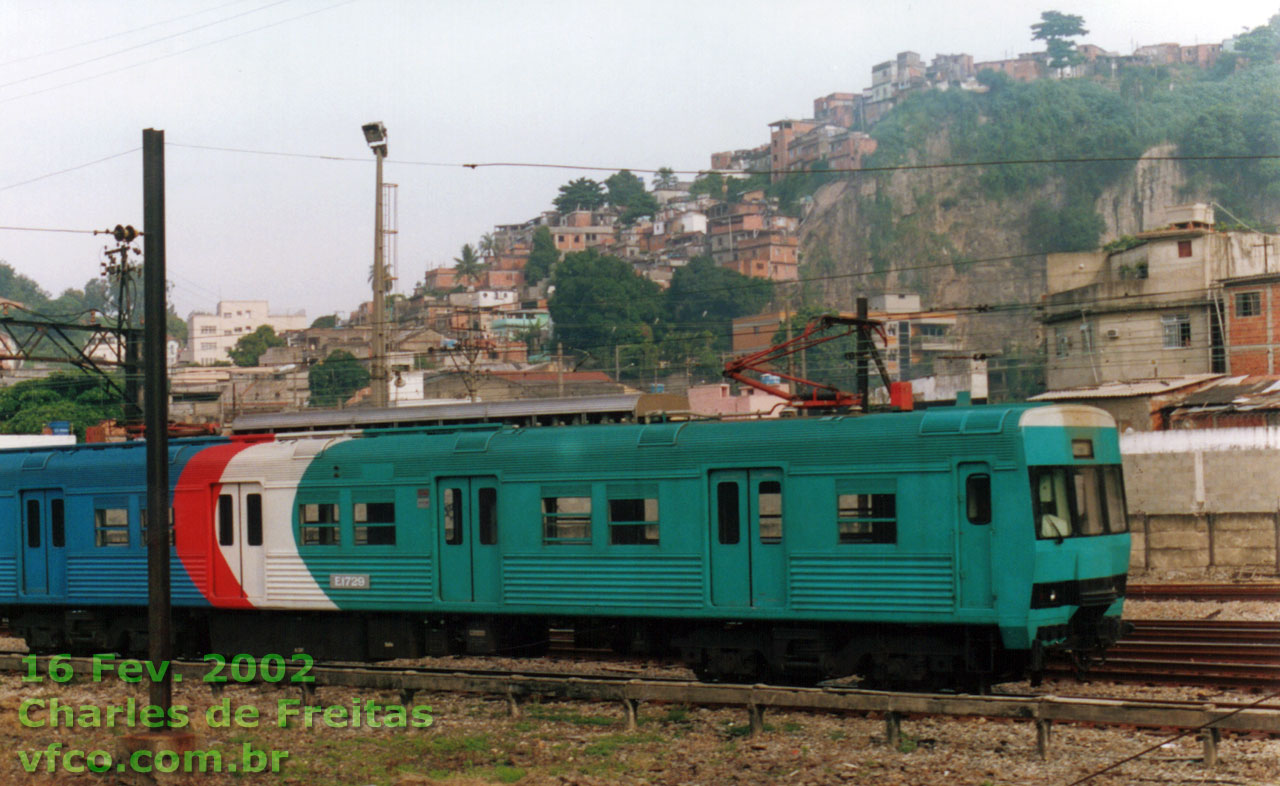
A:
[523, 705, 615, 727]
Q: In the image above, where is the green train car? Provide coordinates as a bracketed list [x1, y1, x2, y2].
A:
[1, 402, 1129, 689]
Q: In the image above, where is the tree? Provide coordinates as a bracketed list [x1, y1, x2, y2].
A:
[652, 167, 678, 190]
[605, 169, 659, 225]
[310, 314, 338, 329]
[0, 372, 123, 437]
[523, 226, 559, 284]
[308, 350, 370, 408]
[1234, 22, 1280, 67]
[1031, 10, 1088, 70]
[227, 325, 286, 367]
[478, 232, 504, 258]
[663, 256, 773, 354]
[688, 172, 727, 199]
[548, 249, 661, 363]
[553, 177, 606, 213]
[453, 243, 485, 285]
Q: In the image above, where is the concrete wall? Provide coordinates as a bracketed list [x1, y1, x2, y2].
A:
[1122, 428, 1280, 574]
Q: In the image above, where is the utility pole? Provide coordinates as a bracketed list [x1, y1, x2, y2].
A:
[557, 342, 564, 397]
[856, 296, 869, 413]
[142, 128, 172, 718]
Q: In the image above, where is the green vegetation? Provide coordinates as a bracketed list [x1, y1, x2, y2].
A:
[0, 372, 122, 437]
[227, 325, 286, 366]
[1031, 10, 1088, 70]
[307, 350, 370, 408]
[453, 243, 485, 285]
[522, 226, 559, 284]
[604, 169, 659, 225]
[309, 314, 339, 329]
[548, 251, 772, 382]
[866, 54, 1280, 249]
[553, 177, 607, 213]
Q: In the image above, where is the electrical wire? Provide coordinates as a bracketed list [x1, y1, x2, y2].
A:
[0, 0, 251, 69]
[0, 0, 292, 90]
[0, 148, 140, 193]
[0, 0, 355, 105]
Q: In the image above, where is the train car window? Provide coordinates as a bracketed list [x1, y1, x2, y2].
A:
[717, 482, 740, 544]
[608, 497, 659, 545]
[542, 496, 591, 543]
[444, 489, 463, 545]
[837, 493, 897, 544]
[758, 481, 782, 544]
[51, 499, 65, 548]
[1072, 468, 1106, 536]
[354, 501, 396, 546]
[140, 508, 177, 546]
[1103, 467, 1128, 533]
[478, 488, 498, 545]
[26, 500, 40, 548]
[299, 503, 340, 546]
[95, 507, 130, 547]
[217, 495, 234, 546]
[246, 494, 263, 546]
[965, 475, 992, 525]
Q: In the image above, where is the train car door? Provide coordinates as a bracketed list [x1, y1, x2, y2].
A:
[212, 483, 265, 601]
[20, 490, 65, 597]
[957, 462, 994, 610]
[708, 469, 785, 609]
[437, 477, 500, 603]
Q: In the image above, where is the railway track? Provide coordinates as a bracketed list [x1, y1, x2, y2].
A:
[1127, 582, 1280, 601]
[1048, 619, 1280, 689]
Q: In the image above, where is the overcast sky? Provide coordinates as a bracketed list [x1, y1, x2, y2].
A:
[0, 0, 1273, 322]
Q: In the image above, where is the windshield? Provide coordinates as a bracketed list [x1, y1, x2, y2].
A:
[1030, 465, 1128, 539]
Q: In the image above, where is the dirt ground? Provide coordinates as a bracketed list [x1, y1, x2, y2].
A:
[1, 667, 1277, 786]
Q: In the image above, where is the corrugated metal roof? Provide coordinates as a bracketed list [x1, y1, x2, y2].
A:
[1029, 374, 1223, 401]
[1172, 375, 1280, 410]
[229, 394, 671, 434]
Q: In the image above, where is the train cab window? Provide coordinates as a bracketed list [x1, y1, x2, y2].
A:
[758, 481, 782, 544]
[837, 492, 897, 544]
[478, 488, 498, 545]
[1031, 466, 1128, 539]
[966, 475, 992, 525]
[542, 496, 591, 544]
[1103, 469, 1129, 533]
[50, 499, 65, 548]
[299, 503, 340, 546]
[246, 494, 263, 546]
[95, 507, 130, 547]
[355, 501, 396, 546]
[26, 500, 39, 548]
[608, 497, 659, 545]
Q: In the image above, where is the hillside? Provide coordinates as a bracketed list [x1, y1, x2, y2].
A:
[797, 64, 1280, 397]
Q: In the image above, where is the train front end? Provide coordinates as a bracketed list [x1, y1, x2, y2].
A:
[1017, 405, 1131, 679]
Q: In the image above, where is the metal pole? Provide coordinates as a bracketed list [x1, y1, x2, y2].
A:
[557, 342, 564, 397]
[856, 296, 869, 413]
[371, 148, 388, 408]
[142, 128, 172, 717]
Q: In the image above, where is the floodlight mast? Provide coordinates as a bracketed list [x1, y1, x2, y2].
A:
[364, 121, 389, 408]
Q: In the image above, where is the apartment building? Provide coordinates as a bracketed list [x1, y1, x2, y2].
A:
[185, 300, 307, 365]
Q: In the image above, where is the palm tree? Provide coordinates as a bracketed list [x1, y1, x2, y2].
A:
[453, 243, 485, 285]
[652, 167, 678, 190]
[478, 232, 504, 258]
